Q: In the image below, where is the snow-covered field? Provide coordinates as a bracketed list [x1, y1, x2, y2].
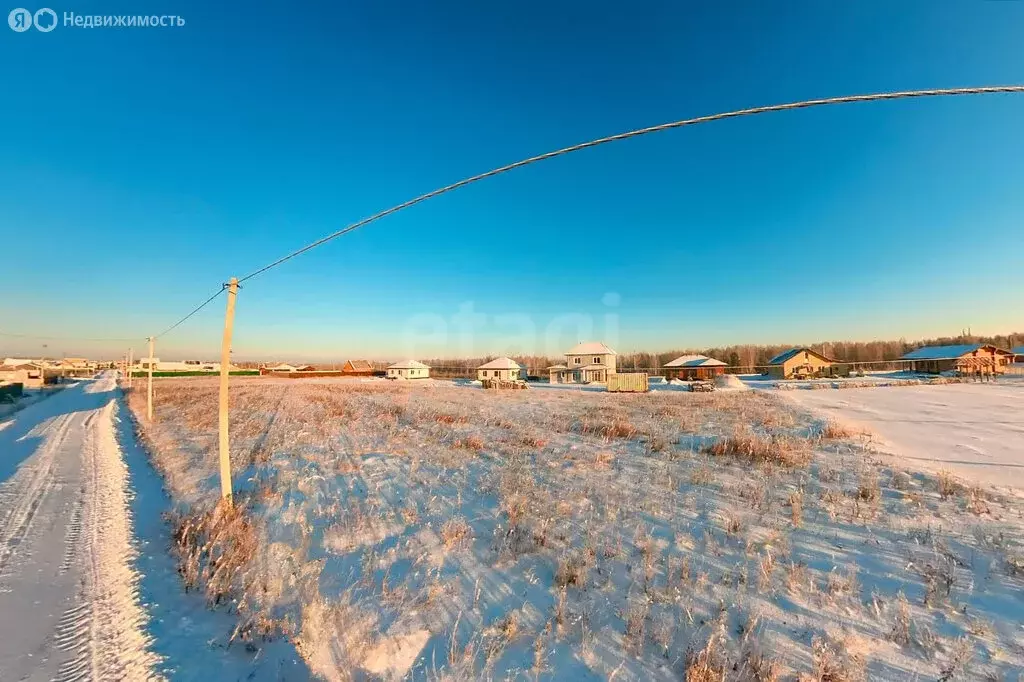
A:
[129, 377, 1024, 681]
[782, 380, 1024, 490]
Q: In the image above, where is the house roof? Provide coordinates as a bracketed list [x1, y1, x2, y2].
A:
[547, 364, 568, 370]
[477, 357, 521, 370]
[566, 342, 617, 356]
[664, 354, 727, 368]
[0, 363, 41, 371]
[900, 344, 1013, 361]
[768, 348, 835, 365]
[3, 358, 35, 367]
[344, 360, 374, 371]
[266, 363, 297, 371]
[388, 360, 429, 370]
[1013, 346, 1024, 356]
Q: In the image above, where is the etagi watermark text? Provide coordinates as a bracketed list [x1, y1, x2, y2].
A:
[8, 7, 185, 32]
[400, 294, 622, 358]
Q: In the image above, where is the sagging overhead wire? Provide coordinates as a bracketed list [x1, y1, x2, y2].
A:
[17, 85, 1020, 345]
[153, 286, 227, 339]
[0, 330, 140, 343]
[236, 84, 1024, 284]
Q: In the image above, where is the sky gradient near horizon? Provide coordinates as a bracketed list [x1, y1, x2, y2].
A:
[1, 1, 1022, 361]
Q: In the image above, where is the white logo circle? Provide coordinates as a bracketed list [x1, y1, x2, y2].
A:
[33, 7, 56, 31]
[8, 7, 32, 31]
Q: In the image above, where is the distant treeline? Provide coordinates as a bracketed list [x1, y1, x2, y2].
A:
[618, 332, 1023, 370]
[228, 333, 1021, 374]
[420, 333, 1023, 372]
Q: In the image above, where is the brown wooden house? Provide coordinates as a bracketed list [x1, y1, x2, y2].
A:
[662, 354, 727, 380]
[900, 344, 1014, 375]
[342, 360, 374, 376]
[767, 348, 837, 379]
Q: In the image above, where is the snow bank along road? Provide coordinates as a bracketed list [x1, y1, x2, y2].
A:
[782, 381, 1024, 490]
[0, 374, 162, 681]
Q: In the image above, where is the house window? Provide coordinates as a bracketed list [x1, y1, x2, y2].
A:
[573, 357, 581, 365]
[593, 357, 601, 364]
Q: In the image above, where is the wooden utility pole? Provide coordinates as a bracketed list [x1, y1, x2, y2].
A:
[218, 278, 239, 503]
[146, 336, 155, 421]
[127, 347, 134, 389]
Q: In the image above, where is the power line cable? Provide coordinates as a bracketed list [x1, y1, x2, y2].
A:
[154, 286, 227, 339]
[8, 86, 1022, 345]
[0, 330, 140, 343]
[237, 84, 1024, 284]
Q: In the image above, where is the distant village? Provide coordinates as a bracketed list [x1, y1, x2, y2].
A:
[3, 340, 1022, 394]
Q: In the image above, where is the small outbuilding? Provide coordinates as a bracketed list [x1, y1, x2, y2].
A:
[663, 354, 727, 380]
[900, 344, 1014, 375]
[342, 360, 374, 377]
[387, 360, 430, 379]
[767, 348, 836, 379]
[477, 357, 523, 382]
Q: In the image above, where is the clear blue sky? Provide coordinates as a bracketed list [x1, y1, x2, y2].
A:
[1, 1, 1022, 361]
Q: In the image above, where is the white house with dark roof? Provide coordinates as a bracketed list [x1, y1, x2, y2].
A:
[549, 342, 617, 384]
[387, 360, 430, 379]
[477, 357, 523, 382]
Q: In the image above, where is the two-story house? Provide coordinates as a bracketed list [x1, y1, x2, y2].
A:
[548, 342, 617, 384]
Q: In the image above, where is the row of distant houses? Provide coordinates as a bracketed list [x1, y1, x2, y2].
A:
[260, 360, 376, 376]
[537, 341, 1024, 384]
[261, 342, 1024, 384]
[761, 343, 1021, 379]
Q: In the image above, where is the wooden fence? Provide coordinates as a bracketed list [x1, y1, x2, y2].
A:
[0, 383, 24, 402]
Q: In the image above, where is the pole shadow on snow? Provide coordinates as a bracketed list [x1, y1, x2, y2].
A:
[112, 390, 313, 681]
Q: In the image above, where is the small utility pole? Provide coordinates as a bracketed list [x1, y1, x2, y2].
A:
[218, 278, 239, 503]
[127, 347, 134, 389]
[146, 336, 155, 421]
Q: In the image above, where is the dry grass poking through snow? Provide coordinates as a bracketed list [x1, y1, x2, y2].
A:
[127, 378, 1024, 681]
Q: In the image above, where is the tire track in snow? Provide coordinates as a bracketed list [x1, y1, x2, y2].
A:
[59, 492, 84, 575]
[52, 399, 164, 682]
[0, 412, 76, 578]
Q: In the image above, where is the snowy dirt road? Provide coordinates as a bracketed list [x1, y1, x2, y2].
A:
[782, 380, 1024, 490]
[0, 374, 311, 682]
[0, 374, 163, 681]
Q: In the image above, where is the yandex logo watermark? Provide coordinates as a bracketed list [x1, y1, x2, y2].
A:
[8, 7, 54, 31]
[8, 7, 185, 31]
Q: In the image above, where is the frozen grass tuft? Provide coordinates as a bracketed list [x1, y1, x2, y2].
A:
[703, 427, 811, 468]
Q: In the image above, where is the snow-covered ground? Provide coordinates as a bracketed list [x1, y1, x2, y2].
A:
[0, 374, 162, 680]
[129, 377, 1024, 680]
[0, 374, 308, 681]
[782, 381, 1024, 490]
